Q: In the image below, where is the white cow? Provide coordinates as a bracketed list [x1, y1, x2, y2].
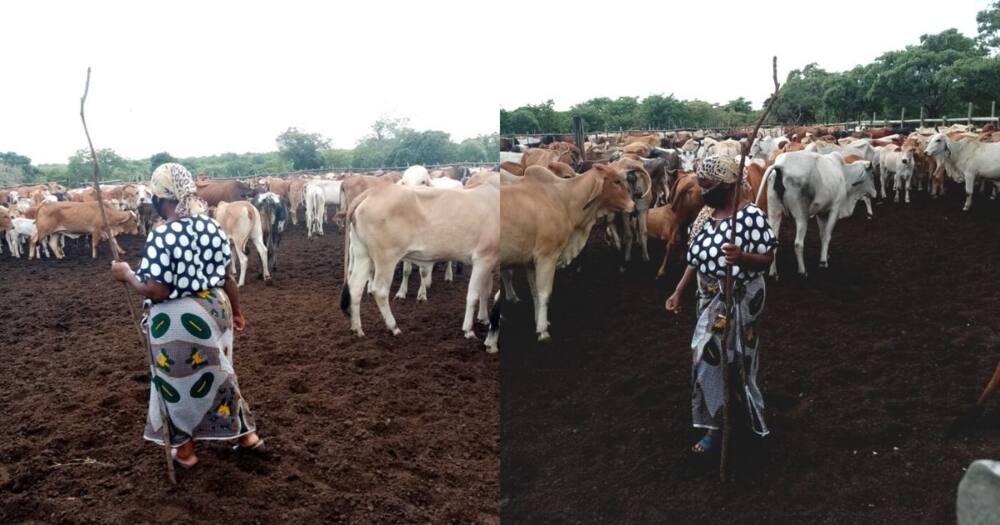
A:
[750, 135, 788, 160]
[878, 145, 915, 203]
[924, 133, 1000, 211]
[304, 182, 325, 237]
[765, 151, 876, 278]
[8, 218, 52, 258]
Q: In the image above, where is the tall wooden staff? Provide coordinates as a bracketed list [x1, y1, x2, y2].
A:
[79, 68, 177, 484]
[720, 57, 781, 482]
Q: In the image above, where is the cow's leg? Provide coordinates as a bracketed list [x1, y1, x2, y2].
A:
[236, 241, 249, 286]
[767, 212, 783, 279]
[500, 269, 519, 303]
[816, 213, 837, 268]
[477, 271, 491, 325]
[27, 233, 37, 259]
[880, 169, 890, 200]
[109, 234, 125, 256]
[964, 172, 976, 211]
[862, 196, 874, 219]
[371, 260, 401, 335]
[417, 263, 431, 302]
[656, 240, 674, 279]
[462, 260, 494, 338]
[444, 261, 454, 282]
[638, 211, 650, 262]
[620, 214, 632, 272]
[533, 260, 557, 342]
[792, 213, 808, 277]
[318, 203, 325, 235]
[905, 175, 912, 204]
[90, 231, 100, 258]
[894, 172, 902, 203]
[526, 266, 540, 330]
[394, 260, 412, 300]
[252, 234, 270, 282]
[346, 234, 371, 337]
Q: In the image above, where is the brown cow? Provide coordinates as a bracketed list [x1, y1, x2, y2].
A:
[195, 179, 256, 207]
[287, 177, 309, 225]
[30, 201, 138, 259]
[500, 161, 525, 176]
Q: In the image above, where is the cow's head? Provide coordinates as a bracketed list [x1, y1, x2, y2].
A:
[584, 164, 634, 215]
[924, 133, 948, 158]
[400, 165, 431, 187]
[841, 160, 877, 218]
[235, 180, 257, 200]
[679, 150, 697, 172]
[115, 210, 140, 235]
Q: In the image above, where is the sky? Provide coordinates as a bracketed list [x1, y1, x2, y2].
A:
[498, 0, 990, 112]
[1, 1, 498, 164]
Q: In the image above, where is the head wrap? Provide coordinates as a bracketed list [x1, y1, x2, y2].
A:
[695, 155, 739, 186]
[149, 163, 207, 217]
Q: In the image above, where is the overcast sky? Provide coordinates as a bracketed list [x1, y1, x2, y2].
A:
[499, 1, 989, 112]
[1, 1, 497, 164]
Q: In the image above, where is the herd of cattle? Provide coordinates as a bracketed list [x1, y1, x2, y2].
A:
[4, 121, 999, 348]
[0, 166, 506, 351]
[498, 122, 1000, 340]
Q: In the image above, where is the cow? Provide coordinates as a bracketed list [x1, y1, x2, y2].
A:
[287, 178, 309, 225]
[765, 151, 876, 278]
[340, 180, 499, 346]
[924, 132, 1000, 211]
[30, 201, 139, 259]
[253, 192, 287, 279]
[500, 164, 634, 341]
[305, 182, 327, 237]
[655, 171, 704, 278]
[878, 144, 915, 203]
[196, 180, 256, 207]
[214, 201, 271, 286]
[610, 157, 653, 271]
[8, 218, 54, 258]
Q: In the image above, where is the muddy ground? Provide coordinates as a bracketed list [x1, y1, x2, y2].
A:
[0, 223, 498, 524]
[500, 188, 1000, 524]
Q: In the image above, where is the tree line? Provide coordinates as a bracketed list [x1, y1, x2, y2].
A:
[501, 3, 1000, 134]
[1, 117, 499, 188]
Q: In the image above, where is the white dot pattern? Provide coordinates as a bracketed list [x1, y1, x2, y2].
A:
[686, 203, 775, 281]
[134, 215, 232, 299]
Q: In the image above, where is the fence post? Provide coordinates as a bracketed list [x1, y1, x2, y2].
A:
[968, 102, 973, 126]
[943, 115, 948, 127]
[573, 116, 585, 156]
[992, 101, 997, 125]
[919, 107, 925, 128]
[871, 112, 876, 127]
[900, 107, 905, 128]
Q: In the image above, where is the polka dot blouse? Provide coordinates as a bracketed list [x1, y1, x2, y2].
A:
[135, 215, 232, 299]
[686, 203, 776, 282]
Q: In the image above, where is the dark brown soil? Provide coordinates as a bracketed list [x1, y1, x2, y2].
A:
[0, 224, 498, 524]
[500, 189, 1000, 524]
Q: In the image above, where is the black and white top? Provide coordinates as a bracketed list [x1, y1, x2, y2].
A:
[135, 215, 232, 300]
[686, 203, 776, 282]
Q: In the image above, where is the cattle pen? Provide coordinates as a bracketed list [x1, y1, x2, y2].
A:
[0, 219, 499, 522]
[499, 149, 1000, 521]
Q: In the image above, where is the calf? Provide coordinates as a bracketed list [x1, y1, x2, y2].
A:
[214, 201, 271, 286]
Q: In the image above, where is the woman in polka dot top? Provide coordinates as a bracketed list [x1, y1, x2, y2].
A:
[110, 163, 264, 469]
[664, 156, 775, 455]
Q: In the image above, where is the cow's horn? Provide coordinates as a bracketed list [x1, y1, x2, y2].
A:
[639, 169, 652, 200]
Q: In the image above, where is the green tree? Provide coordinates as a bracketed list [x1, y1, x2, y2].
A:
[67, 148, 129, 186]
[150, 152, 177, 171]
[978, 1, 1000, 53]
[276, 127, 329, 170]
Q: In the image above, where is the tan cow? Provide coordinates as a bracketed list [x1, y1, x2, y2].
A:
[287, 177, 309, 226]
[195, 180, 256, 207]
[214, 201, 270, 286]
[30, 201, 138, 259]
[500, 164, 634, 341]
[341, 181, 499, 343]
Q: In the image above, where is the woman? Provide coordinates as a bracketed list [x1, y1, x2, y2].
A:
[111, 163, 263, 469]
[664, 155, 775, 454]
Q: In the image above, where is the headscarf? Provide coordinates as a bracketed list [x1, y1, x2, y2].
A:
[149, 163, 207, 217]
[688, 155, 750, 243]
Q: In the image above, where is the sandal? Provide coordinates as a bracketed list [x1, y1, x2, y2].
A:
[232, 437, 267, 456]
[171, 448, 198, 469]
[691, 434, 718, 454]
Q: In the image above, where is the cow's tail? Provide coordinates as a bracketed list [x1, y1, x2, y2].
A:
[341, 190, 370, 315]
[756, 165, 774, 205]
[771, 164, 786, 201]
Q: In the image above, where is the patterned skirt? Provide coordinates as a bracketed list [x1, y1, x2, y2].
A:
[690, 273, 768, 436]
[142, 289, 256, 447]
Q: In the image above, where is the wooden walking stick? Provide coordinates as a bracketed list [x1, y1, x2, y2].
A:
[719, 57, 781, 482]
[79, 67, 176, 484]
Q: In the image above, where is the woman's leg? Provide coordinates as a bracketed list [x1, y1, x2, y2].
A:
[174, 441, 198, 466]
